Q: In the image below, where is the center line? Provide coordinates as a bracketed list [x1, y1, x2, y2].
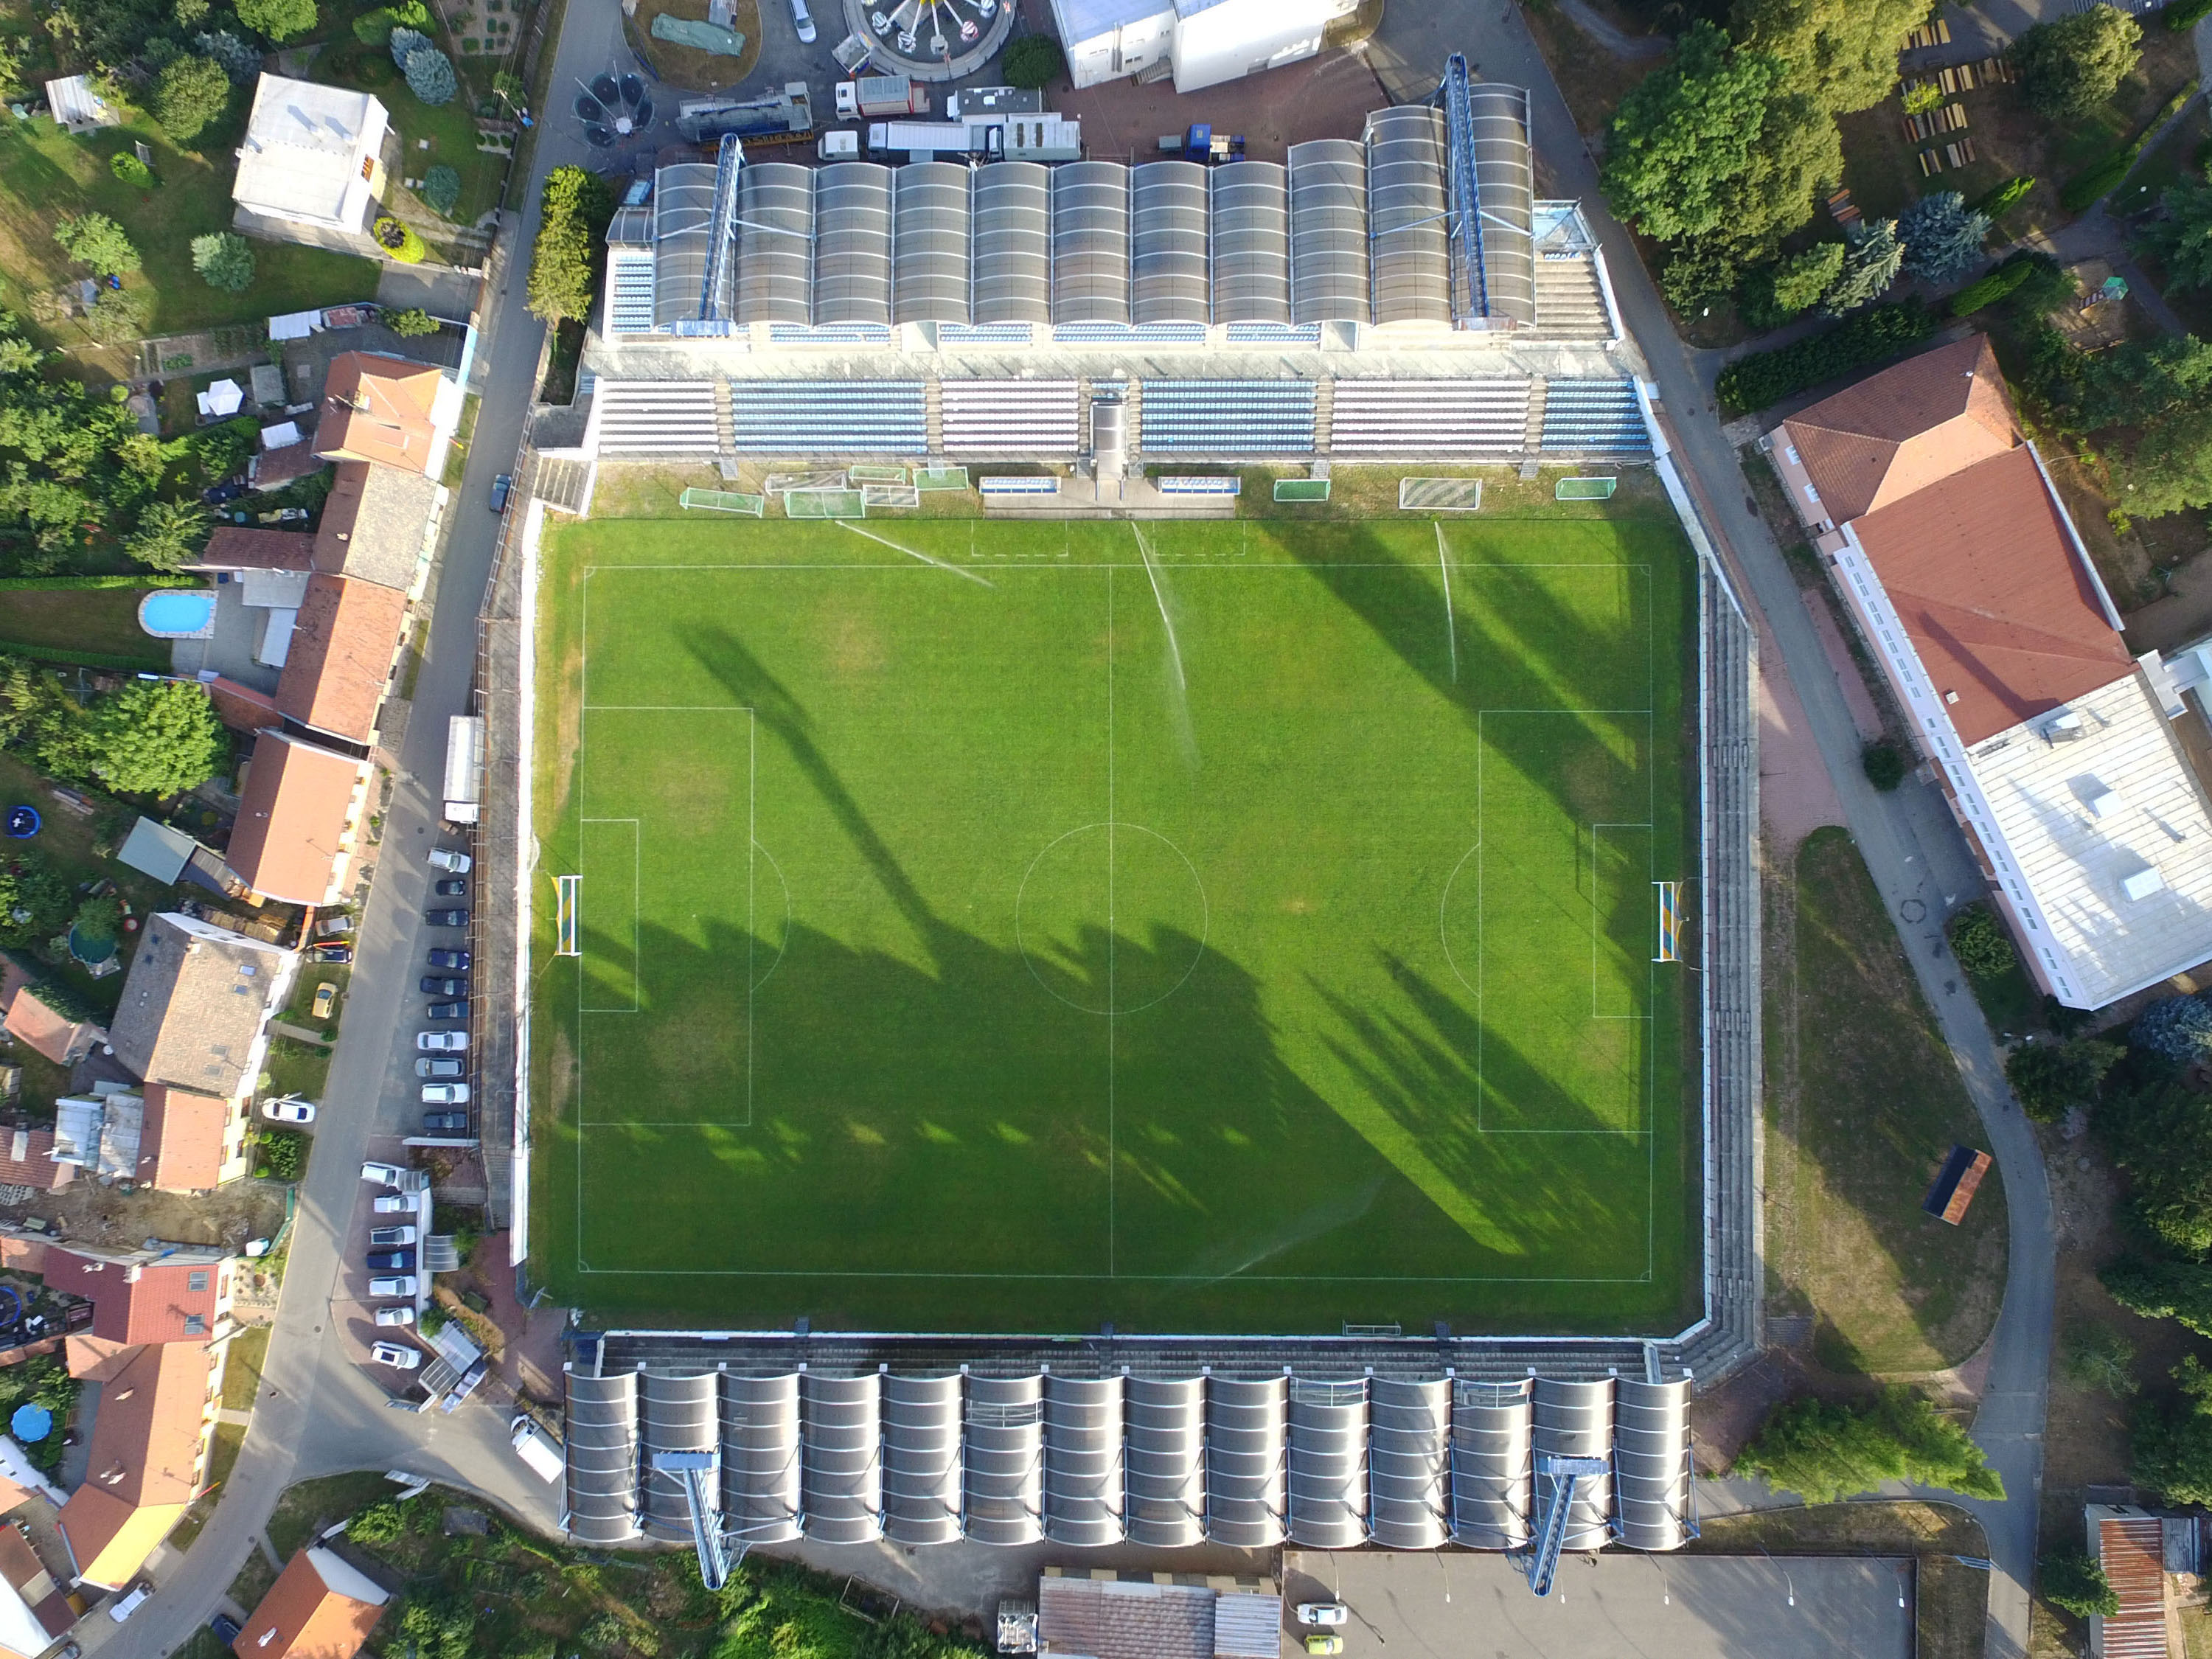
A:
[1106, 562, 1116, 1279]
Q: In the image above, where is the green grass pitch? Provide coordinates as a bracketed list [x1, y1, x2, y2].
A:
[530, 511, 1698, 1335]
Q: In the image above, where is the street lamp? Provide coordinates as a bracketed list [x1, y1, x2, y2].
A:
[1435, 1549, 1452, 1605]
[1646, 1553, 1669, 1606]
[1755, 1542, 1796, 1608]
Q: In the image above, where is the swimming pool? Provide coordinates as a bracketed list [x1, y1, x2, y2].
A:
[139, 588, 217, 639]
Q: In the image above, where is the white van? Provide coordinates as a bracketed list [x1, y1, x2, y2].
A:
[511, 1415, 564, 1483]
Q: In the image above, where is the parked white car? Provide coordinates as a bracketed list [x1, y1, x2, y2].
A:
[375, 1305, 416, 1326]
[428, 846, 471, 873]
[373, 1192, 420, 1214]
[421, 1082, 471, 1106]
[790, 0, 815, 41]
[417, 1030, 470, 1052]
[106, 1583, 152, 1624]
[370, 1225, 417, 1248]
[370, 1341, 421, 1370]
[1295, 1605, 1349, 1629]
[361, 1161, 408, 1188]
[369, 1275, 418, 1298]
[262, 1096, 316, 1124]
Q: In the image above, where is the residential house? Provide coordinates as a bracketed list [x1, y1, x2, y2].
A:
[48, 1248, 232, 1346]
[0, 1128, 70, 1194]
[0, 1523, 77, 1659]
[55, 1341, 220, 1589]
[273, 574, 410, 749]
[226, 731, 372, 908]
[231, 76, 389, 245]
[314, 462, 444, 599]
[233, 1548, 389, 1659]
[313, 352, 461, 480]
[0, 960, 102, 1068]
[136, 1084, 248, 1192]
[1761, 335, 2212, 1009]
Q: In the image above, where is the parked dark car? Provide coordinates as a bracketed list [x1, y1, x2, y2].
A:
[425, 908, 469, 927]
[311, 945, 352, 964]
[490, 473, 513, 514]
[427, 948, 471, 971]
[422, 1110, 470, 1133]
[200, 481, 245, 505]
[366, 1248, 416, 1273]
[427, 1000, 468, 1020]
[420, 975, 465, 997]
[434, 877, 467, 897]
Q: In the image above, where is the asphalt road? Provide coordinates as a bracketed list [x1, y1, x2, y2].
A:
[1363, 8, 2056, 1657]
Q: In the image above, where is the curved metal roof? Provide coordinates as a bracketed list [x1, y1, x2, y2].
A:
[813, 164, 894, 326]
[1051, 161, 1130, 325]
[1043, 1375, 1124, 1546]
[1124, 1377, 1206, 1548]
[640, 1370, 719, 1543]
[1613, 1379, 1694, 1551]
[1460, 82, 1537, 324]
[1532, 1376, 1615, 1554]
[564, 1368, 640, 1545]
[1368, 1377, 1450, 1549]
[1206, 1377, 1287, 1548]
[1287, 140, 1370, 324]
[964, 1375, 1046, 1545]
[1287, 1380, 1368, 1549]
[719, 1372, 801, 1545]
[1366, 105, 1453, 327]
[1130, 161, 1209, 325]
[883, 1373, 964, 1545]
[1450, 1379, 1531, 1551]
[801, 1373, 883, 1544]
[732, 161, 813, 326]
[893, 162, 970, 325]
[971, 163, 1053, 324]
[1208, 161, 1290, 324]
[652, 163, 720, 333]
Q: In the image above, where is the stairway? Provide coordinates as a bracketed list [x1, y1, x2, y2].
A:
[1312, 377, 1335, 456]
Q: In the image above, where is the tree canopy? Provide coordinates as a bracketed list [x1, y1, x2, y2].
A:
[1, 660, 226, 798]
[2014, 6, 2142, 120]
[189, 232, 255, 293]
[1601, 24, 1781, 247]
[2142, 178, 2212, 293]
[151, 51, 232, 141]
[1898, 190, 1992, 284]
[526, 165, 613, 324]
[52, 213, 139, 276]
[1820, 218, 1902, 315]
[233, 0, 317, 41]
[1736, 1385, 2006, 1504]
[403, 44, 456, 105]
[2135, 1357, 2212, 1506]
[1730, 0, 1927, 114]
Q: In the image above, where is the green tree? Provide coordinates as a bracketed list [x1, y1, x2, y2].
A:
[151, 52, 232, 141]
[418, 164, 461, 216]
[0, 853, 72, 946]
[1736, 1385, 2005, 1503]
[1948, 904, 2017, 981]
[1770, 241, 1846, 312]
[526, 164, 613, 324]
[2042, 1550, 2121, 1618]
[491, 67, 525, 108]
[1969, 175, 2036, 220]
[195, 29, 263, 81]
[189, 232, 255, 293]
[2094, 1068, 2212, 1253]
[1731, 0, 1928, 114]
[385, 306, 437, 336]
[77, 677, 225, 796]
[126, 497, 210, 571]
[352, 0, 426, 43]
[52, 213, 139, 276]
[2103, 1256, 2212, 1337]
[1001, 34, 1063, 90]
[82, 288, 147, 346]
[1820, 218, 1902, 314]
[1602, 23, 1781, 247]
[108, 150, 152, 187]
[2141, 178, 2212, 293]
[388, 24, 430, 63]
[233, 0, 317, 41]
[2006, 1038, 2122, 1121]
[2121, 402, 2212, 516]
[2137, 995, 2212, 1063]
[2061, 1323, 2139, 1397]
[403, 44, 456, 105]
[2014, 6, 2142, 121]
[1898, 189, 1992, 284]
[1860, 738, 1905, 790]
[1660, 240, 1741, 313]
[2135, 1356, 2212, 1505]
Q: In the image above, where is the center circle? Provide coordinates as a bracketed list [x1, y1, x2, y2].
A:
[1016, 823, 1208, 1015]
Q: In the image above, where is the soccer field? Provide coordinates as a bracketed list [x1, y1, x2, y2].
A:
[529, 511, 1699, 1335]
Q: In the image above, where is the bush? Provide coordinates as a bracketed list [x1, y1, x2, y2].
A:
[82, 288, 147, 346]
[2005, 1038, 2123, 1121]
[353, 0, 428, 43]
[2061, 1323, 2138, 1397]
[1001, 34, 1064, 89]
[2042, 1550, 2120, 1618]
[373, 215, 428, 264]
[389, 24, 431, 64]
[2137, 995, 2212, 1063]
[1948, 903, 2019, 983]
[2064, 136, 2150, 213]
[108, 150, 152, 187]
[2105, 1256, 2212, 1338]
[1741, 243, 1845, 330]
[1736, 1385, 2005, 1504]
[1968, 175, 2036, 221]
[347, 1500, 405, 1544]
[255, 1127, 307, 1180]
[2172, 0, 2212, 30]
[1659, 240, 1739, 313]
[419, 163, 461, 216]
[1860, 739, 1905, 790]
[196, 30, 263, 82]
[1716, 301, 1933, 411]
[190, 232, 255, 293]
[404, 45, 456, 106]
[234, 0, 316, 41]
[151, 52, 232, 142]
[1951, 257, 2039, 316]
[385, 306, 437, 336]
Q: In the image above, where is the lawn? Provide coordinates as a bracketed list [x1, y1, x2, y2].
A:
[0, 102, 376, 340]
[0, 585, 173, 666]
[532, 511, 1699, 1334]
[1765, 829, 2007, 1374]
[312, 35, 505, 240]
[220, 1324, 269, 1410]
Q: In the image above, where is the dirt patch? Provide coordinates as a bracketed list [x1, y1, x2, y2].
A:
[8, 1174, 286, 1259]
[630, 0, 761, 92]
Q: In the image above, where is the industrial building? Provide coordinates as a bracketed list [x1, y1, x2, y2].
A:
[573, 60, 1646, 467]
[1050, 0, 1360, 94]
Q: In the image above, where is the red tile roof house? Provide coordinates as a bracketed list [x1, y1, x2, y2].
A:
[233, 1547, 389, 1659]
[1761, 336, 2212, 1009]
[0, 960, 104, 1068]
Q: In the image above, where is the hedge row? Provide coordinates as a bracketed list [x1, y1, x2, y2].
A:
[2064, 139, 2149, 212]
[2171, 0, 2212, 30]
[1715, 302, 1935, 413]
[0, 641, 170, 671]
[1950, 258, 2039, 316]
[0, 574, 196, 591]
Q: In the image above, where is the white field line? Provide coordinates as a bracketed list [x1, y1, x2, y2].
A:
[837, 521, 995, 586]
[1436, 522, 1459, 684]
[1130, 525, 1188, 693]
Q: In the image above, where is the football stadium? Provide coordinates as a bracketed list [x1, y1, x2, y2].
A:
[495, 56, 1760, 1585]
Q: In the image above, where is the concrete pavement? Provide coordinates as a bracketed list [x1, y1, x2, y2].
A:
[88, 5, 640, 1651]
[1368, 7, 2056, 1658]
